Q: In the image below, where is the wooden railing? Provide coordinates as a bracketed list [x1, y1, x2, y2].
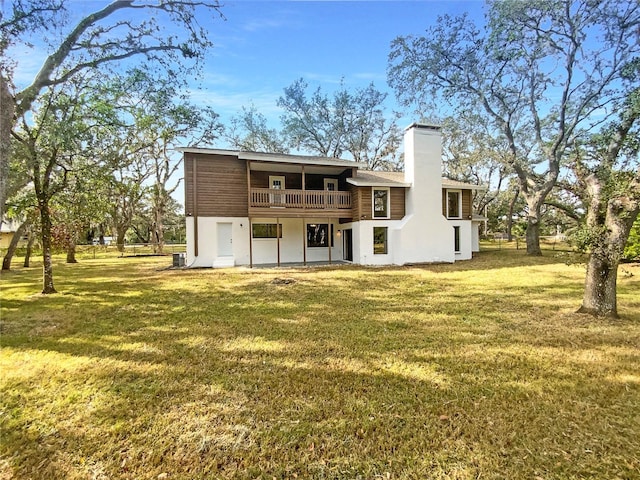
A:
[250, 188, 352, 210]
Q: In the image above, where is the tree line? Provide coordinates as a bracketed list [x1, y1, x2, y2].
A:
[1, 0, 638, 318]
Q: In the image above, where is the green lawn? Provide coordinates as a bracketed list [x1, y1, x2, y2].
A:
[1, 251, 639, 479]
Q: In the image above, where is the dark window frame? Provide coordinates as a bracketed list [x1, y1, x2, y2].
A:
[252, 223, 282, 239]
[447, 190, 462, 219]
[453, 225, 461, 252]
[307, 223, 334, 248]
[373, 226, 388, 254]
[373, 188, 390, 219]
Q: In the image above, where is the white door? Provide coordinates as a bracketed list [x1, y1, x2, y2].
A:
[324, 178, 338, 191]
[269, 175, 286, 205]
[217, 223, 233, 257]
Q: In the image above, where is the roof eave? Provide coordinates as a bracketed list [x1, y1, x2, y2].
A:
[441, 182, 487, 191]
[176, 147, 367, 169]
[346, 178, 412, 188]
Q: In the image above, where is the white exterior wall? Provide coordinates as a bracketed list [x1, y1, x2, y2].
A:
[186, 216, 342, 267]
[471, 221, 482, 253]
[448, 220, 473, 261]
[251, 217, 342, 264]
[395, 126, 455, 264]
[186, 217, 251, 267]
[349, 220, 400, 265]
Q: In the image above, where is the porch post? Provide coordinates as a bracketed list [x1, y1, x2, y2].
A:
[193, 157, 199, 257]
[246, 161, 252, 212]
[277, 216, 281, 267]
[302, 218, 306, 266]
[248, 217, 253, 268]
[247, 162, 252, 268]
[301, 165, 306, 213]
[328, 218, 332, 265]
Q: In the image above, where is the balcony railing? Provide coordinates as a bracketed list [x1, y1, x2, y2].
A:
[250, 188, 351, 210]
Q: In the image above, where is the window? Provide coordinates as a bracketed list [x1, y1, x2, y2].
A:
[447, 190, 462, 219]
[373, 226, 388, 254]
[373, 188, 389, 218]
[307, 224, 333, 247]
[453, 226, 461, 253]
[252, 223, 282, 239]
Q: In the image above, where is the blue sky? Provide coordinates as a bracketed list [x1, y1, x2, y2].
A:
[194, 0, 485, 133]
[9, 0, 486, 136]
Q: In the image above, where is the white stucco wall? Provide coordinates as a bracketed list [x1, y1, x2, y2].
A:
[448, 220, 473, 261]
[471, 221, 482, 253]
[251, 217, 342, 265]
[349, 220, 398, 265]
[186, 216, 251, 267]
[186, 216, 342, 267]
[395, 125, 455, 264]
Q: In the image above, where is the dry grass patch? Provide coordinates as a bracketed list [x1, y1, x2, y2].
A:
[1, 251, 639, 479]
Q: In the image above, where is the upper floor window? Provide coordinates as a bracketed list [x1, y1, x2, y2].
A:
[373, 188, 390, 219]
[447, 190, 462, 219]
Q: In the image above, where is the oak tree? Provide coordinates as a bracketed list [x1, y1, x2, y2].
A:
[2, 0, 223, 293]
[277, 78, 402, 170]
[570, 79, 639, 318]
[388, 0, 639, 255]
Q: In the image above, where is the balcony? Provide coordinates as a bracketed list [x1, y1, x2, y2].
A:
[249, 188, 352, 218]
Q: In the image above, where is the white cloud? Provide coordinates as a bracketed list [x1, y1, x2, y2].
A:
[242, 18, 290, 32]
[184, 87, 284, 123]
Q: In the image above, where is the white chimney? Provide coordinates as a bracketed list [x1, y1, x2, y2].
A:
[393, 123, 455, 264]
[404, 123, 444, 218]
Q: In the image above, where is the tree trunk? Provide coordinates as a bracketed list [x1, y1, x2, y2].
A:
[525, 217, 542, 256]
[66, 239, 78, 263]
[524, 195, 543, 256]
[578, 252, 619, 318]
[0, 75, 13, 223]
[116, 225, 127, 253]
[23, 232, 35, 268]
[154, 195, 165, 254]
[40, 205, 57, 294]
[578, 194, 639, 318]
[2, 220, 28, 271]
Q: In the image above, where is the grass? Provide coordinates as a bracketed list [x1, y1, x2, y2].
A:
[1, 249, 639, 479]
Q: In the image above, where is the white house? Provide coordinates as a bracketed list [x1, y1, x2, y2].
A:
[179, 123, 485, 268]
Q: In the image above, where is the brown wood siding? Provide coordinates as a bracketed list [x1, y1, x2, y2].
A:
[184, 153, 248, 217]
[390, 188, 405, 220]
[357, 187, 372, 220]
[462, 189, 472, 219]
[352, 186, 405, 221]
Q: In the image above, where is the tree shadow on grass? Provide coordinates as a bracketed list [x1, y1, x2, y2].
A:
[3, 324, 639, 479]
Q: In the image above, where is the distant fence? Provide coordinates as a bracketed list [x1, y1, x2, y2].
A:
[481, 235, 572, 252]
[77, 243, 187, 259]
[1, 243, 187, 261]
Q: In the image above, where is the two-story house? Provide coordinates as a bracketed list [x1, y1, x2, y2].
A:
[180, 123, 485, 268]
